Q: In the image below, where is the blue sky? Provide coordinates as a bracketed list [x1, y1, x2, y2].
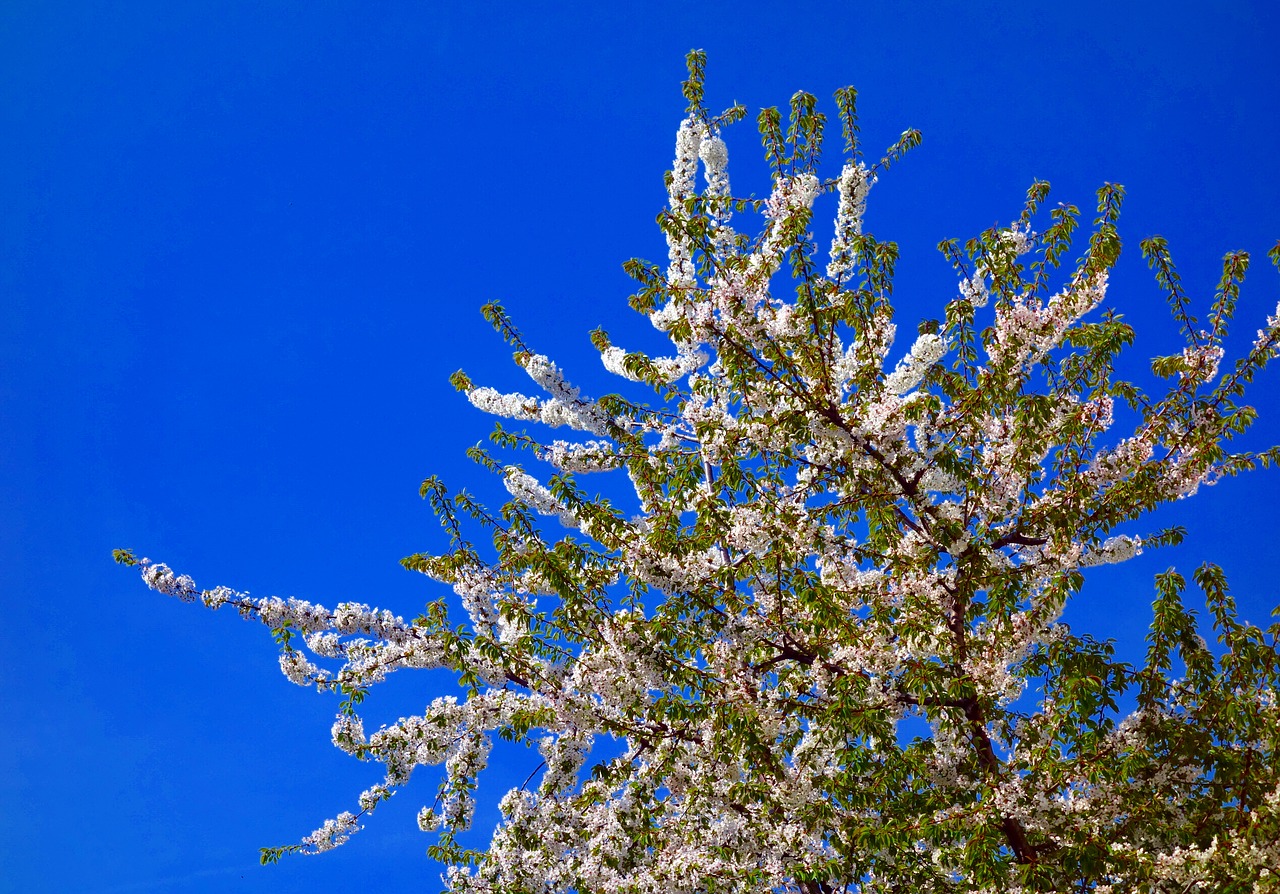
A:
[2, 2, 1278, 891]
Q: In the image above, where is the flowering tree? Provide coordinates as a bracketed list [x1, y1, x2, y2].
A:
[117, 52, 1280, 892]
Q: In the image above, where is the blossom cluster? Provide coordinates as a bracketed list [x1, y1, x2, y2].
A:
[122, 54, 1280, 893]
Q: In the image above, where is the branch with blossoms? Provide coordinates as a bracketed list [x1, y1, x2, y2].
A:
[119, 50, 1280, 893]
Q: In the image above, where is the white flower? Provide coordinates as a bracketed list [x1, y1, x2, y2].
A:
[1182, 341, 1224, 383]
[883, 332, 947, 394]
[140, 561, 198, 602]
[698, 135, 729, 197]
[503, 467, 577, 528]
[1081, 534, 1142, 567]
[827, 161, 873, 279]
[302, 812, 359, 853]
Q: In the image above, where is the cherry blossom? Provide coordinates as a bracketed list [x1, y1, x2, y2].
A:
[117, 52, 1280, 893]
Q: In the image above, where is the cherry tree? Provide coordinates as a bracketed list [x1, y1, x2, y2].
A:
[117, 52, 1280, 892]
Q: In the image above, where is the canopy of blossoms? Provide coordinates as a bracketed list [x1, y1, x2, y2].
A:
[120, 51, 1280, 894]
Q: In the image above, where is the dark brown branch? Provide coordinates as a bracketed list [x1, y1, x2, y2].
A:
[990, 531, 1048, 550]
[960, 696, 1038, 865]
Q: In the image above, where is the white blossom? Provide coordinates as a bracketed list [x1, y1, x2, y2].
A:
[301, 812, 359, 853]
[827, 161, 873, 279]
[1080, 534, 1142, 566]
[883, 331, 947, 394]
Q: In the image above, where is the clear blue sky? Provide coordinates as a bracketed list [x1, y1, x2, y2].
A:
[2, 2, 1278, 891]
